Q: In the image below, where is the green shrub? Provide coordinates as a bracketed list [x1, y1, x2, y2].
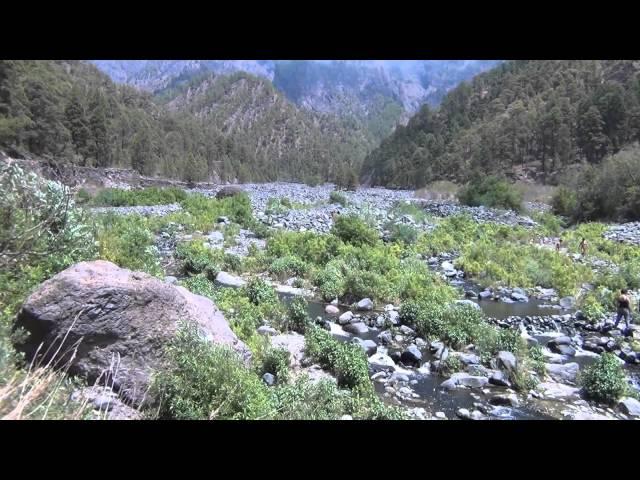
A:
[551, 186, 578, 218]
[95, 214, 161, 276]
[260, 347, 290, 384]
[76, 187, 92, 204]
[175, 240, 221, 279]
[579, 292, 608, 324]
[245, 278, 278, 306]
[286, 296, 310, 334]
[329, 191, 348, 207]
[440, 355, 463, 376]
[579, 352, 629, 404]
[387, 223, 418, 245]
[152, 322, 274, 420]
[313, 262, 346, 301]
[331, 215, 378, 247]
[458, 176, 523, 212]
[179, 192, 254, 231]
[304, 326, 371, 392]
[269, 255, 309, 281]
[91, 186, 187, 207]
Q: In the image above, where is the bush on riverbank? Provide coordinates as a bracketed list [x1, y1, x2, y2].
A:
[89, 187, 188, 207]
[152, 323, 405, 420]
[580, 353, 629, 405]
[331, 215, 379, 247]
[458, 176, 523, 212]
[0, 164, 97, 418]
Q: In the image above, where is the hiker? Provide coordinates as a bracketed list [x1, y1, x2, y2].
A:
[579, 238, 588, 256]
[614, 288, 632, 332]
[555, 238, 563, 252]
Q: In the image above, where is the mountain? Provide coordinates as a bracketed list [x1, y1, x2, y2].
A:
[0, 60, 370, 183]
[91, 60, 500, 141]
[361, 60, 640, 188]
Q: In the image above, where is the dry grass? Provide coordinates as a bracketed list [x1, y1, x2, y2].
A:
[513, 181, 557, 204]
[414, 181, 460, 202]
[0, 313, 141, 420]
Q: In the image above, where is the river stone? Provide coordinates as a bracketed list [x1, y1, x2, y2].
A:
[538, 381, 581, 400]
[357, 298, 374, 311]
[377, 330, 392, 345]
[338, 311, 354, 325]
[497, 351, 518, 374]
[164, 276, 178, 285]
[257, 325, 278, 336]
[441, 261, 455, 271]
[262, 373, 276, 386]
[618, 397, 640, 417]
[440, 378, 459, 390]
[559, 296, 575, 309]
[369, 353, 397, 372]
[489, 393, 520, 407]
[15, 260, 250, 407]
[343, 322, 368, 335]
[399, 325, 416, 336]
[489, 370, 512, 387]
[456, 299, 482, 311]
[478, 290, 492, 300]
[401, 345, 423, 366]
[450, 372, 489, 389]
[545, 362, 579, 385]
[554, 344, 576, 357]
[325, 305, 340, 316]
[511, 291, 529, 302]
[216, 185, 244, 199]
[387, 310, 399, 326]
[215, 271, 246, 288]
[360, 340, 378, 356]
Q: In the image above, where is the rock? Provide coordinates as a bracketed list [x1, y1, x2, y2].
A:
[360, 340, 378, 356]
[375, 315, 386, 328]
[93, 395, 114, 412]
[15, 260, 250, 406]
[554, 345, 576, 357]
[538, 381, 580, 400]
[216, 185, 244, 199]
[415, 338, 427, 349]
[262, 373, 276, 386]
[272, 333, 306, 367]
[369, 353, 397, 372]
[356, 298, 374, 311]
[467, 364, 490, 377]
[387, 310, 400, 325]
[448, 372, 489, 389]
[401, 345, 423, 366]
[511, 291, 529, 302]
[328, 322, 351, 340]
[257, 325, 278, 336]
[457, 352, 481, 365]
[208, 231, 224, 243]
[618, 397, 640, 417]
[215, 271, 246, 288]
[343, 322, 369, 335]
[340, 415, 353, 420]
[559, 296, 575, 309]
[440, 378, 459, 390]
[497, 351, 518, 374]
[489, 371, 512, 387]
[389, 372, 410, 383]
[489, 393, 520, 407]
[430, 341, 444, 352]
[545, 362, 579, 385]
[500, 297, 515, 304]
[338, 311, 354, 325]
[164, 276, 178, 285]
[377, 330, 392, 345]
[455, 299, 482, 311]
[399, 325, 416, 336]
[478, 290, 492, 300]
[390, 351, 402, 363]
[325, 305, 340, 316]
[217, 216, 230, 224]
[435, 411, 447, 419]
[441, 261, 455, 271]
[548, 335, 572, 346]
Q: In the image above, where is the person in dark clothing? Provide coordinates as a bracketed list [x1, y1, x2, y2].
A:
[614, 288, 632, 331]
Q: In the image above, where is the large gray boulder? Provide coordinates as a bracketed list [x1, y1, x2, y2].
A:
[215, 271, 246, 288]
[216, 185, 244, 199]
[15, 261, 250, 406]
[545, 362, 579, 385]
